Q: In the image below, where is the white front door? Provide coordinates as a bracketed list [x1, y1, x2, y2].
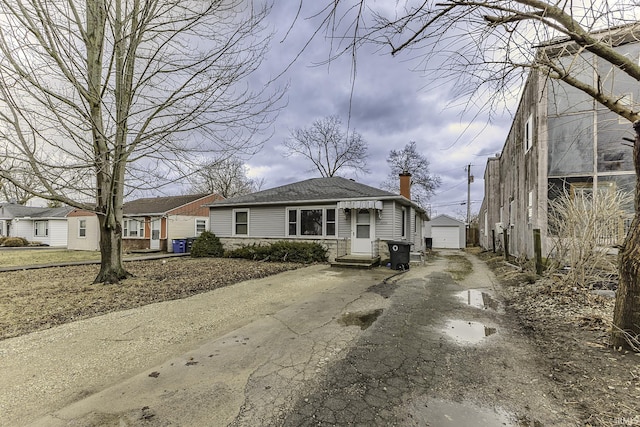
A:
[150, 218, 161, 250]
[351, 209, 374, 255]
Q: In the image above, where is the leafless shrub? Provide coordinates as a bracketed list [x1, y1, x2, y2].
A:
[547, 188, 632, 289]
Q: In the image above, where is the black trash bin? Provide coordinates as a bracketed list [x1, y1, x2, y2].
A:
[425, 237, 433, 250]
[185, 237, 197, 253]
[387, 240, 411, 270]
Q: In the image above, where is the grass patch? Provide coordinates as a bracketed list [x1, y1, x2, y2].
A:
[0, 249, 101, 268]
[444, 254, 473, 281]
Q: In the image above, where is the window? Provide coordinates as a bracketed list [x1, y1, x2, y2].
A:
[195, 219, 207, 236]
[527, 191, 533, 224]
[326, 209, 335, 236]
[123, 219, 144, 238]
[356, 209, 370, 238]
[401, 207, 407, 238]
[34, 220, 48, 237]
[301, 209, 322, 235]
[234, 210, 249, 235]
[79, 219, 87, 237]
[524, 114, 533, 152]
[288, 210, 297, 236]
[286, 208, 336, 237]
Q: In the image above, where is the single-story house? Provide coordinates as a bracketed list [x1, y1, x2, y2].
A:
[208, 175, 428, 262]
[0, 202, 74, 247]
[67, 193, 223, 252]
[425, 214, 466, 249]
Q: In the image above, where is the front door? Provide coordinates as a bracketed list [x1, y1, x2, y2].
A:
[150, 218, 161, 250]
[351, 209, 374, 255]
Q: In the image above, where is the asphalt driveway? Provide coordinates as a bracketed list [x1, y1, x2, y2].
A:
[2, 251, 574, 426]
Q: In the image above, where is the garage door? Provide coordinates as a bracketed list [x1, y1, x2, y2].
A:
[432, 226, 460, 249]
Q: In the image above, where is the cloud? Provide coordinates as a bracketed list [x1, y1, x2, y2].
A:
[228, 2, 515, 218]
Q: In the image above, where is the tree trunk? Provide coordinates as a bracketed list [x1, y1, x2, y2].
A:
[612, 120, 640, 349]
[94, 211, 131, 284]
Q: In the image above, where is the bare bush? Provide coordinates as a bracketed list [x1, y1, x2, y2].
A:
[548, 188, 632, 289]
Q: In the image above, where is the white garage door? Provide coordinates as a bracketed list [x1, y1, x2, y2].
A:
[432, 226, 461, 249]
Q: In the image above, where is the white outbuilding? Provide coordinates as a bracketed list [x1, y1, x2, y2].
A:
[425, 214, 466, 249]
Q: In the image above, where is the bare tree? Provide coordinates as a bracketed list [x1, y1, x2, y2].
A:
[381, 142, 441, 208]
[0, 168, 38, 205]
[189, 157, 263, 198]
[284, 115, 369, 177]
[0, 0, 281, 283]
[316, 1, 640, 349]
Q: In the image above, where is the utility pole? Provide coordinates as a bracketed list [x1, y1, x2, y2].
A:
[466, 164, 472, 225]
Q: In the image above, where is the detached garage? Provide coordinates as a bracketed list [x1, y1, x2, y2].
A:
[425, 214, 466, 249]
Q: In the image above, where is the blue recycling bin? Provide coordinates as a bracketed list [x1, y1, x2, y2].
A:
[172, 239, 186, 253]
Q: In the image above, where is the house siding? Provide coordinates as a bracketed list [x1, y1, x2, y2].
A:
[67, 215, 100, 251]
[13, 219, 68, 247]
[167, 215, 201, 241]
[250, 206, 286, 237]
[210, 208, 233, 237]
[48, 220, 69, 247]
[168, 194, 222, 216]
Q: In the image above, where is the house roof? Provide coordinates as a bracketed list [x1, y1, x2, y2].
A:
[31, 206, 75, 218]
[123, 193, 214, 215]
[429, 214, 465, 226]
[208, 177, 426, 214]
[0, 203, 73, 219]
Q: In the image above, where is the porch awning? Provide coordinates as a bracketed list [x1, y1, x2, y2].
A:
[337, 200, 383, 210]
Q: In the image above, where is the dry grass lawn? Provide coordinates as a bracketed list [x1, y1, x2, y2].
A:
[0, 256, 302, 340]
[0, 249, 102, 268]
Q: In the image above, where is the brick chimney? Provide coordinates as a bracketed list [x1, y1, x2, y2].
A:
[399, 171, 411, 200]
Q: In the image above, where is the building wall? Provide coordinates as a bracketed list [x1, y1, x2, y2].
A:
[481, 40, 638, 258]
[167, 215, 203, 240]
[168, 194, 223, 217]
[12, 218, 68, 247]
[479, 157, 501, 250]
[211, 200, 426, 256]
[425, 215, 466, 249]
[67, 215, 100, 251]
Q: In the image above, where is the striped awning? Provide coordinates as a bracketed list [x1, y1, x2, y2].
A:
[337, 200, 384, 210]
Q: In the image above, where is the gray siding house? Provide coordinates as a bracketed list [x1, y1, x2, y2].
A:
[208, 176, 428, 262]
[479, 26, 638, 258]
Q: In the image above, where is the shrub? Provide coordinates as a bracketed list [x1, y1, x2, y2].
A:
[190, 231, 224, 258]
[225, 241, 327, 263]
[2, 237, 28, 247]
[0, 236, 7, 245]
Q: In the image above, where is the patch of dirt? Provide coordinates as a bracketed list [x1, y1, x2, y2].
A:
[478, 251, 640, 427]
[0, 257, 303, 340]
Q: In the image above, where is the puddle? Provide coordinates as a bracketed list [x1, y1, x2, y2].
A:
[442, 319, 497, 344]
[410, 398, 515, 426]
[338, 309, 383, 330]
[455, 289, 500, 311]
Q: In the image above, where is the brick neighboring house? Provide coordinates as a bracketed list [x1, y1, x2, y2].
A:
[67, 193, 223, 252]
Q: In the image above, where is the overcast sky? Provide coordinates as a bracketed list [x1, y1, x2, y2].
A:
[233, 2, 517, 220]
